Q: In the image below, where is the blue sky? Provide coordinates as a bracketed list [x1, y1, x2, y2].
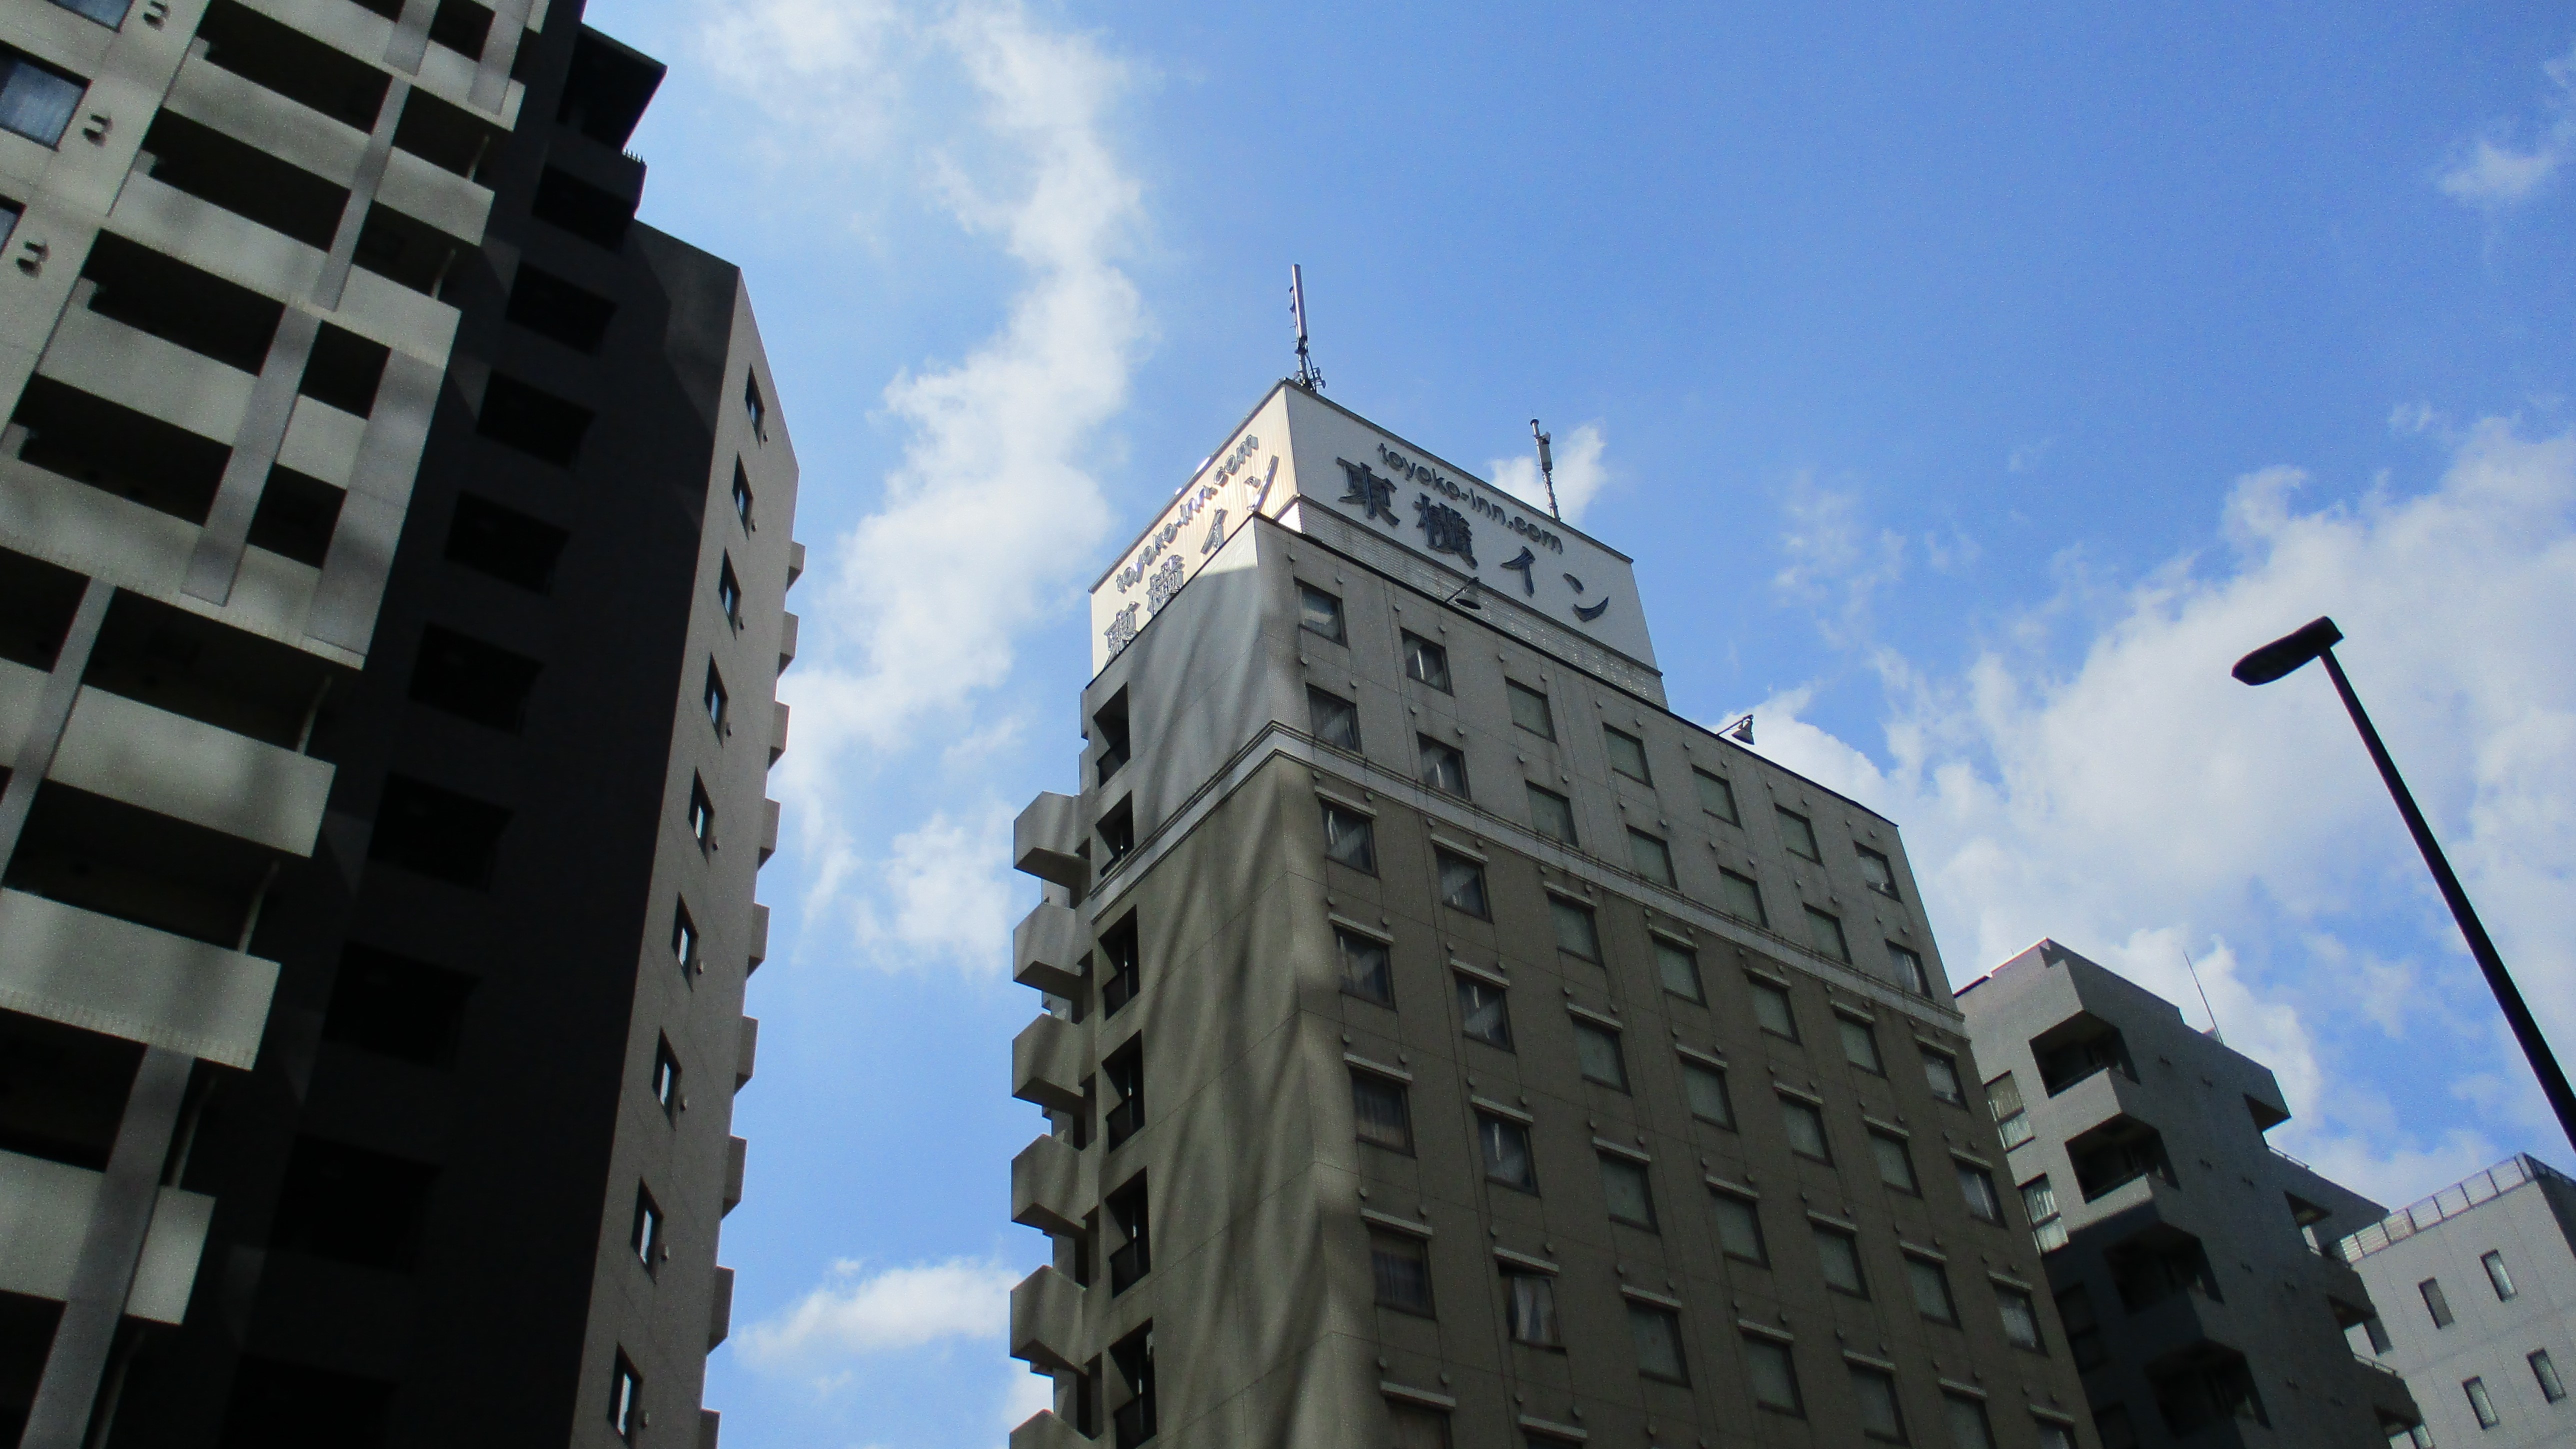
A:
[583, 2, 2576, 1444]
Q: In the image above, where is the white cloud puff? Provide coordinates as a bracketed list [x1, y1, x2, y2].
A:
[2437, 42, 2575, 208]
[737, 1256, 1022, 1365]
[1489, 420, 1611, 524]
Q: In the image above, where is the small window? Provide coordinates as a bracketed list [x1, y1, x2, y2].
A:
[1418, 736, 1469, 798]
[1100, 914, 1140, 1017]
[652, 1038, 682, 1120]
[1603, 726, 1650, 782]
[718, 556, 743, 626]
[1526, 784, 1576, 844]
[1298, 582, 1346, 642]
[1104, 1042, 1144, 1148]
[1456, 976, 1513, 1048]
[2034, 1420, 2076, 1449]
[1719, 869, 1768, 926]
[1436, 851, 1488, 917]
[2058, 1286, 2107, 1370]
[2023, 1176, 2067, 1252]
[704, 662, 728, 734]
[1988, 1072, 2034, 1150]
[671, 902, 698, 975]
[1600, 1154, 1656, 1228]
[1574, 1020, 1628, 1091]
[1694, 768, 1739, 823]
[1871, 1131, 1918, 1192]
[408, 626, 544, 732]
[1750, 978, 1798, 1039]
[743, 372, 766, 440]
[50, 0, 132, 28]
[1850, 1364, 1906, 1443]
[1742, 1335, 1802, 1414]
[446, 494, 568, 594]
[1094, 690, 1130, 784]
[688, 778, 716, 849]
[1804, 906, 1850, 962]
[1308, 687, 1361, 750]
[1857, 846, 1899, 898]
[322, 945, 474, 1068]
[1629, 1302, 1686, 1384]
[2422, 1278, 2456, 1328]
[1958, 1162, 2004, 1224]
[1922, 1050, 1964, 1105]
[0, 196, 21, 248]
[1504, 1269, 1560, 1346]
[1550, 898, 1600, 964]
[1998, 1284, 2044, 1351]
[2466, 1376, 2500, 1430]
[0, 48, 88, 148]
[1656, 938, 1705, 1002]
[1814, 1225, 1866, 1296]
[1402, 632, 1452, 691]
[1337, 928, 1392, 1006]
[2484, 1250, 2518, 1301]
[1507, 680, 1554, 738]
[1907, 1256, 1958, 1324]
[1478, 1114, 1536, 1191]
[1888, 942, 1930, 994]
[1780, 1096, 1830, 1161]
[610, 1354, 642, 1442]
[1713, 1190, 1767, 1264]
[1628, 828, 1676, 887]
[2531, 1348, 2566, 1402]
[1322, 804, 1376, 872]
[630, 1186, 663, 1272]
[1944, 1394, 1996, 1449]
[1392, 1402, 1452, 1449]
[1840, 1016, 1884, 1073]
[1776, 806, 1820, 861]
[732, 460, 754, 530]
[1682, 1060, 1734, 1126]
[1370, 1228, 1433, 1314]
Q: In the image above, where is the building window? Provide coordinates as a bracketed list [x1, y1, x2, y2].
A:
[688, 778, 716, 849]
[1628, 828, 1676, 887]
[1549, 897, 1600, 964]
[1742, 1335, 1802, 1414]
[1922, 1049, 1964, 1105]
[1987, 1072, 2034, 1150]
[2420, 1278, 2455, 1328]
[1958, 1162, 2004, 1224]
[1336, 928, 1393, 1004]
[1944, 1394, 1996, 1449]
[1478, 1114, 1537, 1191]
[630, 1186, 662, 1272]
[1092, 915, 1140, 1018]
[1574, 1020, 1629, 1090]
[1097, 796, 1136, 866]
[2022, 1176, 2066, 1252]
[1418, 736, 1469, 798]
[1298, 582, 1346, 642]
[0, 48, 86, 147]
[1654, 938, 1704, 1002]
[1750, 978, 1798, 1039]
[718, 556, 742, 627]
[2058, 1285, 2108, 1368]
[1436, 852, 1489, 916]
[743, 373, 766, 438]
[1839, 1016, 1884, 1073]
[1308, 686, 1361, 750]
[1507, 680, 1554, 738]
[1370, 1228, 1434, 1315]
[1712, 1190, 1767, 1264]
[1600, 1154, 1656, 1228]
[610, 1354, 643, 1441]
[1629, 1302, 1687, 1383]
[1780, 1096, 1831, 1162]
[1526, 784, 1576, 844]
[2092, 1403, 2136, 1449]
[1870, 1130, 1918, 1192]
[1719, 868, 1767, 926]
[2484, 1250, 2518, 1301]
[1850, 1364, 1906, 1443]
[2466, 1376, 2500, 1430]
[1603, 726, 1651, 782]
[2532, 1348, 2566, 1403]
[1110, 1325, 1156, 1448]
[1997, 1284, 2044, 1351]
[50, 0, 131, 27]
[1694, 768, 1739, 822]
[0, 196, 18, 246]
[1390, 1401, 1451, 1449]
[1504, 1268, 1560, 1346]
[652, 1038, 681, 1120]
[1776, 806, 1820, 861]
[1456, 976, 1512, 1048]
[1682, 1060, 1734, 1126]
[2364, 1315, 2394, 1354]
[1856, 846, 1898, 898]
[1888, 942, 1929, 994]
[1907, 1255, 1958, 1324]
[1804, 906, 1850, 962]
[1814, 1224, 1867, 1296]
[1106, 1177, 1150, 1294]
[1401, 632, 1451, 692]
[1352, 1070, 1412, 1152]
[1104, 1042, 1146, 1148]
[1322, 804, 1376, 872]
[1092, 692, 1130, 784]
[702, 662, 730, 734]
[732, 460, 754, 529]
[2033, 1418, 2076, 1449]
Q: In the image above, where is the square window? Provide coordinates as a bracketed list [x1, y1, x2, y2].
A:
[1604, 726, 1651, 782]
[1402, 631, 1452, 692]
[1714, 1191, 1767, 1264]
[2484, 1250, 2518, 1300]
[1888, 942, 1930, 995]
[1104, 1043, 1144, 1148]
[50, 0, 130, 28]
[1100, 916, 1142, 1017]
[671, 903, 698, 975]
[1742, 1336, 1802, 1414]
[1780, 1097, 1830, 1161]
[1720, 869, 1768, 926]
[1944, 1394, 1997, 1449]
[688, 778, 716, 848]
[1776, 806, 1820, 861]
[0, 50, 88, 148]
[1805, 906, 1851, 963]
[2034, 1421, 2076, 1449]
[1857, 846, 1899, 898]
[1436, 852, 1489, 916]
[1526, 784, 1576, 844]
[1872, 1131, 1918, 1192]
[1998, 1284, 2044, 1350]
[1098, 796, 1135, 864]
[1418, 736, 1469, 797]
[704, 662, 728, 733]
[1504, 1270, 1560, 1346]
[1629, 1302, 1687, 1383]
[630, 1186, 662, 1272]
[1840, 1016, 1884, 1072]
[1392, 1402, 1452, 1449]
[1682, 1060, 1734, 1126]
[1352, 1071, 1412, 1152]
[1814, 1226, 1866, 1296]
[1550, 897, 1600, 963]
[1457, 976, 1513, 1048]
[742, 372, 766, 438]
[1600, 1154, 1656, 1228]
[1479, 1113, 1537, 1191]
[1958, 1162, 2004, 1224]
[1337, 928, 1392, 1006]
[718, 556, 742, 626]
[732, 461, 754, 529]
[1694, 768, 1740, 823]
[1750, 978, 1798, 1040]
[1308, 686, 1362, 750]
[1370, 1228, 1434, 1314]
[1850, 1364, 1906, 1442]
[610, 1354, 642, 1442]
[652, 1038, 681, 1120]
[1322, 804, 1376, 872]
[1508, 680, 1555, 738]
[1574, 1020, 1629, 1090]
[1656, 938, 1705, 1002]
[1628, 828, 1676, 887]
[1986, 1072, 2034, 1150]
[1922, 1050, 1965, 1105]
[2467, 1376, 2500, 1429]
[1908, 1256, 1958, 1324]
[2022, 1176, 2066, 1252]
[2421, 1278, 2454, 1327]
[1298, 582, 1346, 642]
[2531, 1348, 2566, 1402]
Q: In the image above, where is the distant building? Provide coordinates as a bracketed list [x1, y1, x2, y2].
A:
[1958, 940, 2424, 1448]
[2334, 1155, 2576, 1448]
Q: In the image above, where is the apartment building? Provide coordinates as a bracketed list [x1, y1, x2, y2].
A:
[0, 0, 796, 1444]
[2336, 1154, 2576, 1448]
[1956, 941, 2422, 1448]
[1005, 380, 2094, 1448]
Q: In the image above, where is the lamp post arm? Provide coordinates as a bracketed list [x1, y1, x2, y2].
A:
[2317, 647, 2576, 1154]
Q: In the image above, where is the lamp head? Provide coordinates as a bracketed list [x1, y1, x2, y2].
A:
[2232, 616, 2344, 686]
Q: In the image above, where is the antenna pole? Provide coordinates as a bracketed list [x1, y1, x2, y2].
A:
[1290, 265, 1324, 391]
[2182, 948, 2222, 1044]
[1530, 419, 1560, 520]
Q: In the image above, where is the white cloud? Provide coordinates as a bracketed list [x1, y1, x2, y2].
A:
[737, 1256, 1022, 1366]
[844, 806, 1017, 976]
[1488, 420, 1610, 524]
[2437, 42, 2575, 208]
[1772, 473, 1906, 639]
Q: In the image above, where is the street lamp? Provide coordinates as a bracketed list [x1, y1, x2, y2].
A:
[2233, 616, 2576, 1154]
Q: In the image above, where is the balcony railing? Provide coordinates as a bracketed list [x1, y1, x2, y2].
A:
[2331, 1154, 2571, 1264]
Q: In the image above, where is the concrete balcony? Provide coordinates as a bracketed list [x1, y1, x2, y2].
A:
[276, 392, 366, 490]
[2348, 1350, 2420, 1426]
[735, 1016, 758, 1090]
[377, 146, 493, 246]
[1013, 902, 1085, 999]
[0, 888, 279, 1070]
[1012, 1132, 1088, 1238]
[708, 1264, 734, 1350]
[40, 303, 254, 446]
[166, 52, 370, 191]
[758, 798, 780, 866]
[0, 656, 40, 757]
[722, 1135, 746, 1216]
[1009, 1265, 1084, 1372]
[1012, 1014, 1086, 1115]
[51, 686, 333, 855]
[1008, 1410, 1087, 1449]
[0, 1148, 214, 1324]
[768, 702, 789, 766]
[1014, 792, 1088, 894]
[777, 612, 797, 674]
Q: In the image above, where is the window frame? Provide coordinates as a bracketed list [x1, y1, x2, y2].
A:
[1712, 1188, 1768, 1265]
[1850, 1362, 1908, 1444]
[1776, 806, 1821, 861]
[0, 48, 89, 149]
[2466, 1375, 2500, 1430]
[1856, 844, 1900, 899]
[1417, 734, 1470, 798]
[1957, 1160, 2004, 1224]
[1694, 767, 1740, 823]
[1297, 582, 1346, 644]
[1436, 850, 1490, 918]
[1922, 1049, 1965, 1106]
[1598, 1152, 1658, 1230]
[1742, 1334, 1804, 1416]
[1813, 1222, 1868, 1297]
[2532, 1347, 2566, 1403]
[1996, 1282, 2046, 1352]
[1603, 725, 1652, 783]
[1838, 1014, 1884, 1074]
[1336, 926, 1394, 1006]
[1307, 685, 1362, 752]
[1400, 630, 1452, 692]
[1573, 1018, 1630, 1092]
[2484, 1249, 2518, 1301]
[1368, 1226, 1436, 1316]
[1350, 1069, 1414, 1154]
[1906, 1254, 1958, 1324]
[1718, 868, 1768, 927]
[1870, 1130, 1919, 1194]
[1804, 904, 1852, 963]
[1506, 680, 1556, 740]
[1478, 1112, 1538, 1192]
[1681, 1058, 1735, 1128]
[1779, 1094, 1832, 1162]
[1526, 782, 1577, 844]
[1456, 973, 1514, 1050]
[1504, 1266, 1562, 1348]
[1628, 1300, 1688, 1384]
[1322, 802, 1378, 873]
[1627, 827, 1676, 887]
[1887, 941, 1930, 995]
[1749, 976, 1798, 1040]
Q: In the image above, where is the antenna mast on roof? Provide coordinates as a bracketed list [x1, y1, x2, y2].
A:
[1530, 419, 1561, 520]
[2183, 946, 2224, 1044]
[1289, 264, 1324, 391]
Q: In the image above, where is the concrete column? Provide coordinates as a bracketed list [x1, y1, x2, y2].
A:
[0, 578, 112, 872]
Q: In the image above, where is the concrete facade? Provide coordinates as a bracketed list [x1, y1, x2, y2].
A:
[1956, 941, 2422, 1449]
[1008, 382, 2096, 1448]
[0, 1, 795, 1444]
[2337, 1156, 2576, 1448]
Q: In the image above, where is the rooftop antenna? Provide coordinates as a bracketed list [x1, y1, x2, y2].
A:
[1530, 420, 1561, 520]
[1289, 264, 1324, 392]
[2182, 946, 2224, 1044]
